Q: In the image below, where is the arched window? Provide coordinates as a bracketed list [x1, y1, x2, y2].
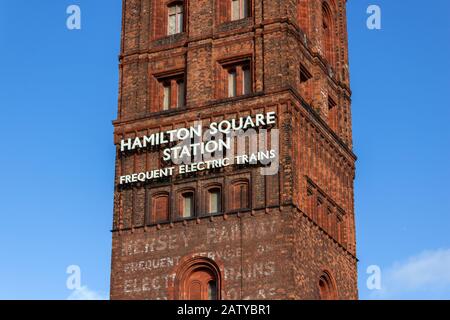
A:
[189, 280, 202, 300]
[230, 180, 249, 210]
[168, 2, 184, 35]
[152, 193, 170, 223]
[179, 191, 195, 218]
[208, 188, 222, 214]
[319, 271, 337, 300]
[322, 2, 334, 65]
[176, 258, 221, 300]
[186, 268, 217, 300]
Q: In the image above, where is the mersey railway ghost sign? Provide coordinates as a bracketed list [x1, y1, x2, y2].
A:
[118, 111, 280, 185]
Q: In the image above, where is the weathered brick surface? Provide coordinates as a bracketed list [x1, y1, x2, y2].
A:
[111, 0, 357, 300]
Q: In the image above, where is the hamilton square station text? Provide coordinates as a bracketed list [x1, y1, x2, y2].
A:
[118, 112, 279, 185]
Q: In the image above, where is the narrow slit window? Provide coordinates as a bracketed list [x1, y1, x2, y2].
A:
[181, 192, 194, 218]
[228, 69, 237, 97]
[242, 66, 251, 95]
[177, 79, 185, 108]
[300, 64, 312, 83]
[163, 83, 171, 110]
[208, 188, 221, 214]
[207, 281, 217, 300]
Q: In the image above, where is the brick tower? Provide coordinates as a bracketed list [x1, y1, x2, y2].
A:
[110, 0, 357, 300]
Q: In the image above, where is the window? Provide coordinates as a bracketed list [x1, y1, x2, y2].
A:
[208, 188, 221, 214]
[163, 82, 171, 110]
[242, 66, 251, 95]
[328, 96, 338, 132]
[177, 79, 185, 108]
[224, 62, 251, 98]
[168, 3, 184, 35]
[319, 271, 337, 300]
[299, 64, 313, 105]
[152, 193, 169, 223]
[306, 184, 315, 220]
[322, 2, 334, 65]
[231, 0, 249, 21]
[159, 76, 185, 111]
[177, 259, 221, 300]
[231, 181, 249, 210]
[231, 0, 240, 20]
[207, 280, 217, 300]
[180, 191, 194, 218]
[300, 64, 312, 83]
[228, 69, 237, 97]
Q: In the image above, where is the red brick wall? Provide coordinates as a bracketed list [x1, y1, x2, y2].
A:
[111, 0, 357, 300]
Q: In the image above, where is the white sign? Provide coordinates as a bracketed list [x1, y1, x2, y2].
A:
[118, 112, 279, 185]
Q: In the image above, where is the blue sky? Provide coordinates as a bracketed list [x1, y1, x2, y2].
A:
[0, 0, 449, 300]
